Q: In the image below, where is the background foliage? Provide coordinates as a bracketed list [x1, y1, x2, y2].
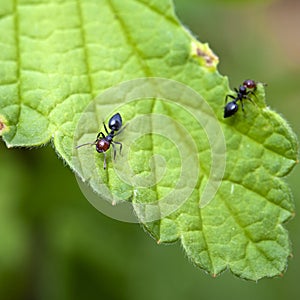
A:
[1, 0, 299, 299]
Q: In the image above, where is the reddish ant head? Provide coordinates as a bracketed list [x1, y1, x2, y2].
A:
[96, 139, 110, 153]
[243, 79, 257, 89]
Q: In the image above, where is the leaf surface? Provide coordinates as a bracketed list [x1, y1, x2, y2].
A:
[0, 0, 298, 280]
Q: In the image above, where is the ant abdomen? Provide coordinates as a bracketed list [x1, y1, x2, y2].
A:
[109, 113, 122, 132]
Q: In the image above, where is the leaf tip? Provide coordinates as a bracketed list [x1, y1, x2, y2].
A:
[157, 239, 162, 245]
[190, 40, 219, 69]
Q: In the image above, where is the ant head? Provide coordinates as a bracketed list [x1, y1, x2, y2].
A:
[224, 101, 238, 118]
[108, 113, 122, 131]
[95, 138, 110, 153]
[243, 79, 257, 89]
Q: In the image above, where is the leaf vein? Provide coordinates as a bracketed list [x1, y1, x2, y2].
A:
[107, 0, 152, 76]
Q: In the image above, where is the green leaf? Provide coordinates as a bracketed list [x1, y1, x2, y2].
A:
[0, 0, 298, 280]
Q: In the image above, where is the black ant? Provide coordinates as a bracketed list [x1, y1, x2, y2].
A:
[224, 79, 257, 118]
[76, 113, 125, 169]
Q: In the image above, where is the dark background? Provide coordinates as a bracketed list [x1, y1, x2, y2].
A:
[1, 0, 299, 299]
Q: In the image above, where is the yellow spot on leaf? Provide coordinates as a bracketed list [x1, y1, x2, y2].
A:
[0, 115, 9, 135]
[190, 40, 219, 69]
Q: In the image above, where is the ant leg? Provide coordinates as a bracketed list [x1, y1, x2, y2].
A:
[246, 96, 255, 104]
[112, 123, 128, 137]
[111, 142, 123, 160]
[248, 90, 258, 101]
[103, 122, 109, 135]
[111, 143, 117, 160]
[113, 141, 123, 155]
[240, 99, 245, 111]
[225, 94, 236, 103]
[103, 152, 107, 169]
[76, 142, 94, 149]
[96, 131, 106, 140]
[77, 132, 106, 148]
[245, 94, 257, 107]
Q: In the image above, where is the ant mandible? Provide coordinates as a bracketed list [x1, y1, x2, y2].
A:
[224, 79, 257, 118]
[76, 113, 125, 169]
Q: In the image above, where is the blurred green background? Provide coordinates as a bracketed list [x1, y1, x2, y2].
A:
[1, 0, 299, 299]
